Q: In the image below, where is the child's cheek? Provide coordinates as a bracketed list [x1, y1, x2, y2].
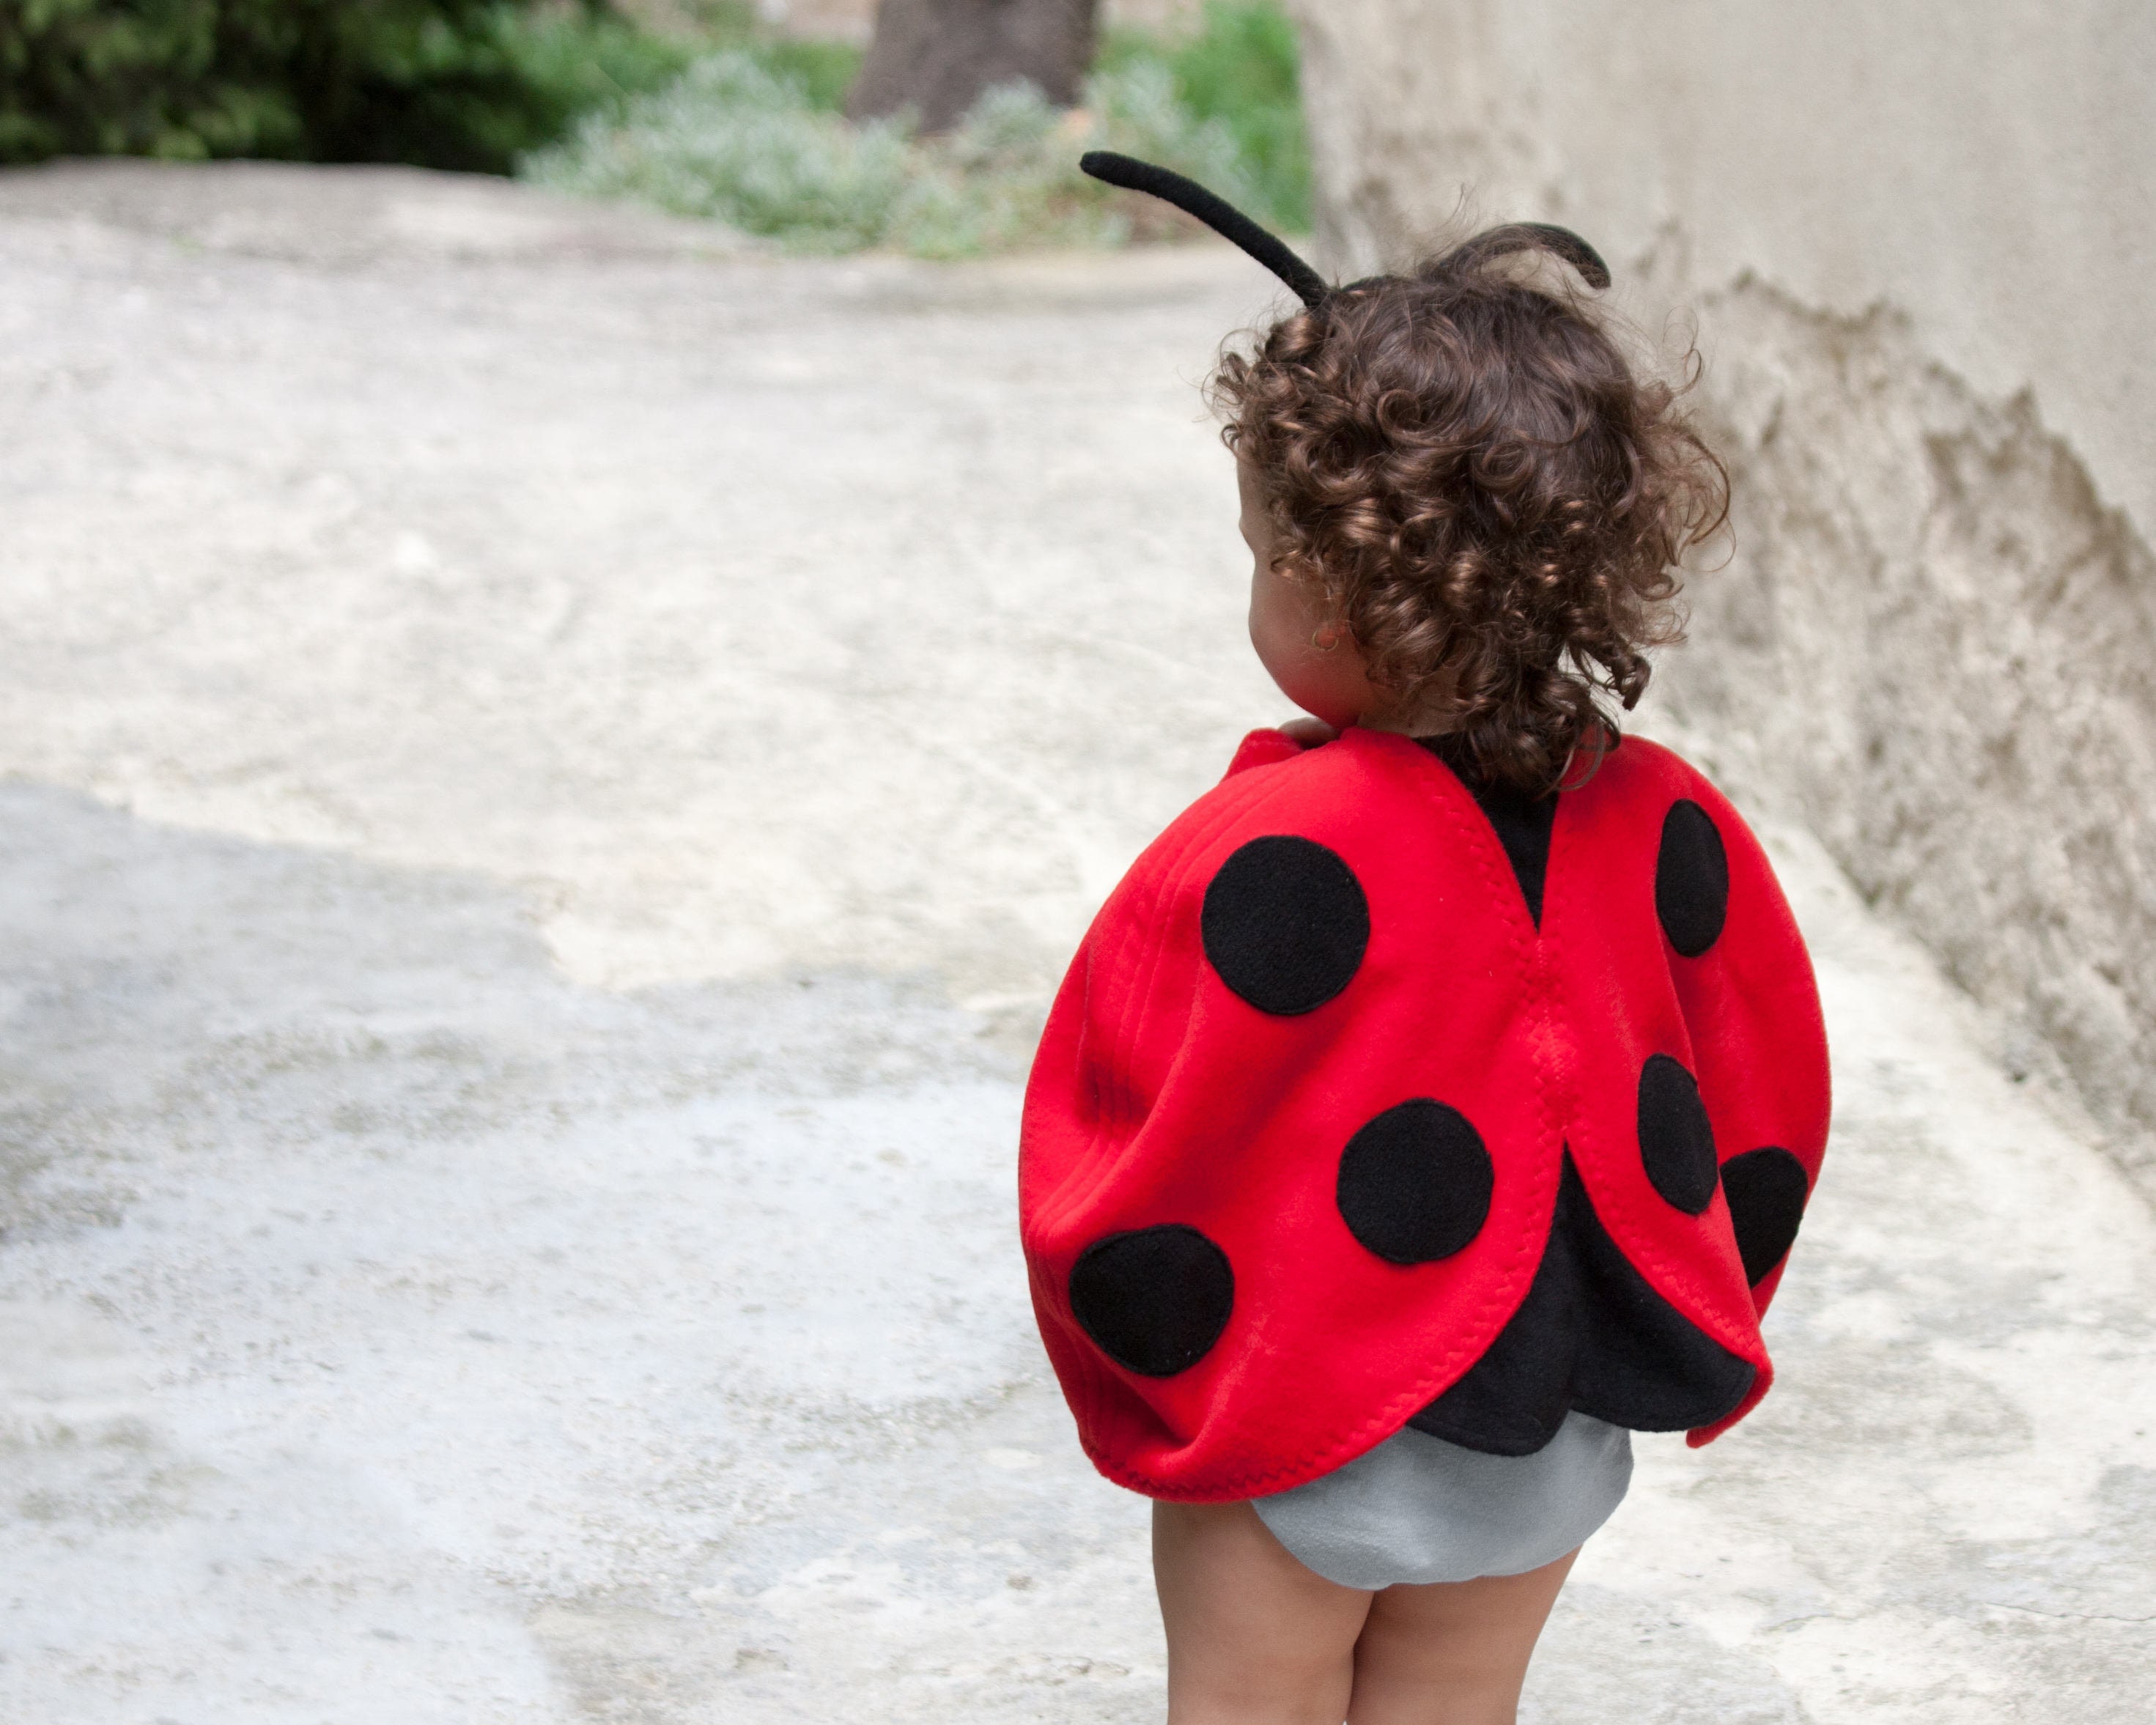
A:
[1249, 583, 1370, 727]
[1285, 655, 1374, 731]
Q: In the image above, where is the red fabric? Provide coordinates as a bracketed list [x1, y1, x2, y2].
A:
[1220, 726, 1310, 777]
[1019, 726, 1830, 1501]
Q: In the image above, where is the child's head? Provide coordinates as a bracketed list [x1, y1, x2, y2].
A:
[1214, 228, 1729, 791]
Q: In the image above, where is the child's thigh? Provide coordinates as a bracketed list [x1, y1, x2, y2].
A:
[1347, 1548, 1578, 1725]
[1152, 1499, 1373, 1725]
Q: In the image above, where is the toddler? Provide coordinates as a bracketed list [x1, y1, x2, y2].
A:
[1021, 155, 1831, 1725]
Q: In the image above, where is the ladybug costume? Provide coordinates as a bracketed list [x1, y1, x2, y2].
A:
[1019, 159, 1831, 1504]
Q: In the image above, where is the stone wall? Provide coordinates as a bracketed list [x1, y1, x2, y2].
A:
[1288, 0, 2156, 1192]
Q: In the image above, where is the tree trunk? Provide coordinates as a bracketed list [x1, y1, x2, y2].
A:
[845, 0, 1100, 133]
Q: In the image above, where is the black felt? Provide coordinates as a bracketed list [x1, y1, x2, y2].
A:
[1408, 1154, 1757, 1455]
[1201, 835, 1370, 1015]
[1720, 1146, 1811, 1285]
[1069, 1225, 1235, 1378]
[1079, 151, 1332, 308]
[1637, 1053, 1719, 1214]
[1337, 1100, 1495, 1264]
[1655, 799, 1729, 957]
[1418, 736, 1558, 926]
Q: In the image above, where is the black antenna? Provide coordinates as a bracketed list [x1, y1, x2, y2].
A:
[1080, 151, 1330, 308]
[1448, 221, 1612, 290]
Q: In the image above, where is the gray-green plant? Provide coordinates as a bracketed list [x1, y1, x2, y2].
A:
[526, 51, 910, 249]
[522, 48, 1262, 258]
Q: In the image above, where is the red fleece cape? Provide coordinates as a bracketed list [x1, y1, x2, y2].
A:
[1019, 727, 1830, 1502]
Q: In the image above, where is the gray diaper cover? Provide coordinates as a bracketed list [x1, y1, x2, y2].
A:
[1250, 1411, 1632, 1589]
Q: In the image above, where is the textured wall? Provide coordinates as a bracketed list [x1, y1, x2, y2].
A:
[1288, 0, 2156, 1192]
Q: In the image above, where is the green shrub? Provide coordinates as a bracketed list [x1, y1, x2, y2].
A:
[492, 7, 700, 133]
[507, 2, 860, 119]
[0, 0, 697, 170]
[745, 35, 858, 114]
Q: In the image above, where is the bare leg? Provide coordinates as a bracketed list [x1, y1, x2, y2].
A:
[1345, 1548, 1578, 1725]
[1153, 1499, 1374, 1725]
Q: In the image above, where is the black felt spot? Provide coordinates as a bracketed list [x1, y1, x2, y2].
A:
[1337, 1100, 1495, 1264]
[1655, 799, 1729, 956]
[1200, 835, 1369, 1015]
[1721, 1146, 1810, 1285]
[1409, 1153, 1757, 1455]
[1417, 736, 1559, 926]
[1637, 1053, 1718, 1215]
[1068, 1225, 1234, 1378]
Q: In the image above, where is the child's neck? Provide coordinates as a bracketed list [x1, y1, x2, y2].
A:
[1353, 697, 1463, 739]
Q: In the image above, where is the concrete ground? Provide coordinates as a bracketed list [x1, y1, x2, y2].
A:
[0, 160, 2150, 1724]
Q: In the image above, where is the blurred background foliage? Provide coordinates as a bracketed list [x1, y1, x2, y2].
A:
[1098, 1, 1306, 234]
[0, 0, 701, 169]
[0, 0, 1309, 249]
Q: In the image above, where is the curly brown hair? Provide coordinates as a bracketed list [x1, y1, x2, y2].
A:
[1211, 228, 1729, 794]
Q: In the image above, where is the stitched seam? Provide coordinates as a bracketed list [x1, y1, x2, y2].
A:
[1415, 733, 1557, 1397]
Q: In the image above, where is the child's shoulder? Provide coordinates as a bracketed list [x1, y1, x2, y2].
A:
[1137, 726, 1424, 869]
